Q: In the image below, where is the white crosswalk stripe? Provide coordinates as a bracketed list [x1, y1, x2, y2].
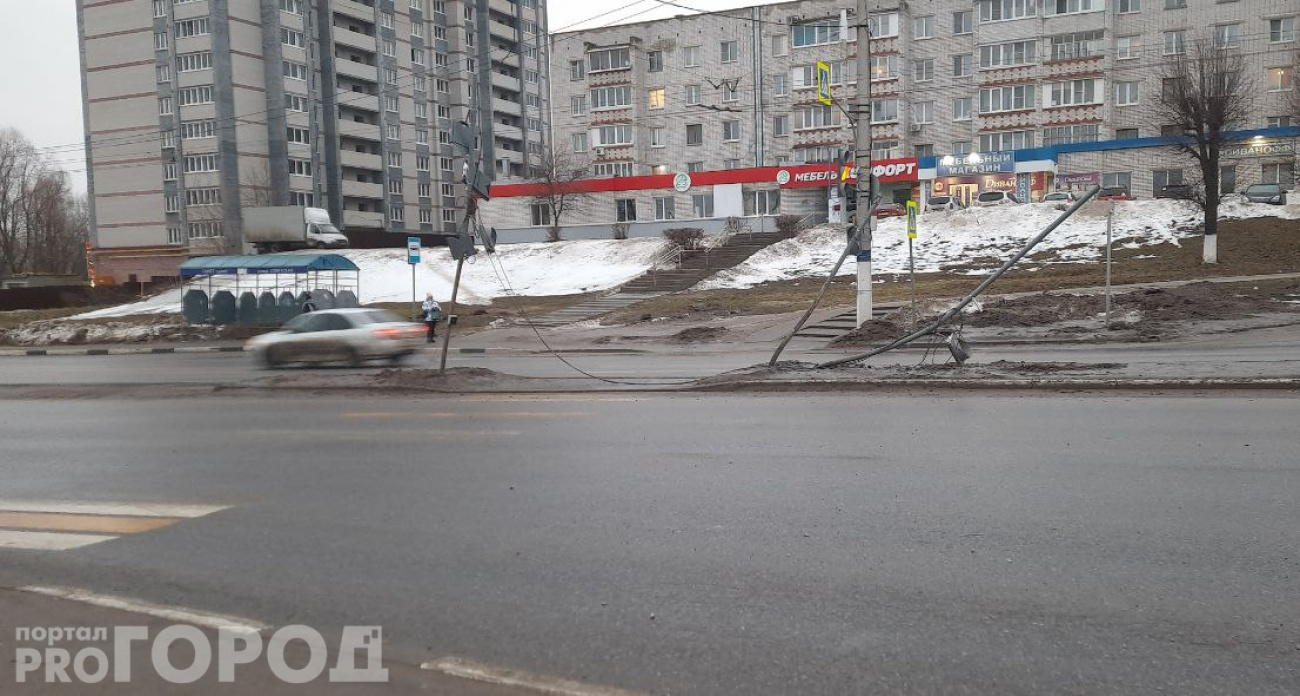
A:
[0, 500, 230, 551]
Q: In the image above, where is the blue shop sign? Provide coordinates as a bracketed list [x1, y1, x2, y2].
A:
[936, 150, 1015, 177]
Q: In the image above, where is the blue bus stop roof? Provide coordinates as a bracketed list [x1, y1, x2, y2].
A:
[180, 254, 360, 278]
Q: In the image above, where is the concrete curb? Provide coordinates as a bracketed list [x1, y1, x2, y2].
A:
[689, 377, 1300, 393]
[0, 346, 506, 358]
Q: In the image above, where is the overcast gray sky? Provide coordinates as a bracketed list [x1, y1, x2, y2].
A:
[0, 0, 778, 193]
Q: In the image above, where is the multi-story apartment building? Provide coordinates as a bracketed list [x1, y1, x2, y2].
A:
[77, 0, 548, 285]
[483, 0, 1296, 232]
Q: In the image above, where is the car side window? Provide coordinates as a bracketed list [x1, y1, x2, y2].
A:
[297, 314, 335, 333]
[321, 314, 353, 332]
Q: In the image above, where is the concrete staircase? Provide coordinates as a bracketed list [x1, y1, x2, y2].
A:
[525, 292, 663, 328]
[619, 231, 787, 294]
[526, 232, 789, 328]
[794, 304, 903, 340]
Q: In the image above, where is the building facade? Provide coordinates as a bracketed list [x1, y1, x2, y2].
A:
[482, 0, 1297, 231]
[77, 0, 548, 285]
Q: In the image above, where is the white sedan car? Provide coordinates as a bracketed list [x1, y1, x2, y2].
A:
[247, 308, 424, 368]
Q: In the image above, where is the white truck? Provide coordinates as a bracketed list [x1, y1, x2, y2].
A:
[243, 206, 349, 254]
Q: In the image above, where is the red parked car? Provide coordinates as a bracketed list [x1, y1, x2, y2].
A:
[1096, 186, 1134, 201]
[875, 203, 906, 219]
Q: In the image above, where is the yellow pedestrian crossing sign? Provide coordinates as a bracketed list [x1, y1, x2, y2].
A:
[816, 61, 832, 106]
[906, 200, 919, 239]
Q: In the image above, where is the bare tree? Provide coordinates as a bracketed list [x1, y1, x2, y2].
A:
[0, 129, 88, 277]
[528, 146, 592, 243]
[1155, 36, 1253, 263]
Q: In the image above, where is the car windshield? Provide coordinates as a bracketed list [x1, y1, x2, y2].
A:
[929, 197, 950, 204]
[1246, 185, 1279, 194]
[1101, 187, 1127, 196]
[977, 192, 1003, 202]
[282, 314, 313, 331]
[357, 310, 405, 325]
[1045, 193, 1069, 200]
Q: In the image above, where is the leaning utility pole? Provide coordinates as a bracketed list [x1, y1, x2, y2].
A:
[853, 0, 874, 325]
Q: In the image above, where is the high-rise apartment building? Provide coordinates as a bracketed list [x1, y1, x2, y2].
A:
[481, 0, 1296, 232]
[77, 0, 547, 285]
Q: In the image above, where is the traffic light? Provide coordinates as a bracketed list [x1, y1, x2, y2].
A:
[843, 184, 858, 226]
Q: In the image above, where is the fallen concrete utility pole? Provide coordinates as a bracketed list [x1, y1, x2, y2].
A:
[817, 186, 1101, 370]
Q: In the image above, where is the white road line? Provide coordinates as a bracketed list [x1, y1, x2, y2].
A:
[0, 531, 118, 551]
[0, 501, 229, 519]
[422, 657, 644, 696]
[19, 586, 268, 634]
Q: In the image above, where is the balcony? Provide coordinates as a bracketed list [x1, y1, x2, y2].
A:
[342, 181, 384, 199]
[335, 58, 377, 83]
[489, 19, 519, 43]
[343, 210, 386, 230]
[333, 27, 377, 53]
[492, 73, 522, 93]
[337, 120, 381, 141]
[333, 0, 377, 23]
[492, 97, 522, 116]
[340, 150, 383, 170]
[494, 123, 523, 140]
[339, 93, 379, 113]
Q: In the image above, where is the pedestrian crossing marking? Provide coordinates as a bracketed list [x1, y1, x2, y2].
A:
[0, 501, 229, 552]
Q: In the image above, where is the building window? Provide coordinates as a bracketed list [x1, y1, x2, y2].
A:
[872, 140, 902, 159]
[1050, 30, 1104, 60]
[165, 194, 179, 212]
[185, 187, 222, 206]
[184, 154, 218, 172]
[417, 156, 430, 171]
[687, 162, 704, 173]
[615, 199, 637, 222]
[161, 130, 175, 149]
[1117, 0, 1139, 12]
[648, 88, 665, 109]
[722, 158, 738, 170]
[1267, 116, 1293, 128]
[1213, 23, 1241, 49]
[798, 105, 841, 129]
[913, 59, 934, 82]
[281, 28, 305, 48]
[980, 40, 1037, 68]
[593, 162, 635, 177]
[953, 97, 973, 121]
[772, 34, 789, 56]
[692, 194, 714, 218]
[953, 54, 973, 77]
[389, 205, 404, 223]
[647, 51, 663, 72]
[1116, 36, 1139, 60]
[791, 21, 841, 48]
[871, 100, 899, 123]
[590, 86, 632, 109]
[288, 158, 312, 176]
[1116, 81, 1139, 106]
[279, 0, 303, 14]
[440, 183, 454, 198]
[1165, 0, 1186, 9]
[1152, 169, 1184, 192]
[384, 67, 399, 86]
[1269, 17, 1296, 43]
[952, 142, 973, 156]
[720, 40, 739, 63]
[177, 51, 212, 73]
[287, 95, 309, 113]
[868, 13, 899, 37]
[773, 114, 789, 137]
[1163, 30, 1185, 55]
[773, 74, 788, 96]
[979, 0, 1035, 23]
[382, 39, 396, 57]
[385, 124, 400, 140]
[654, 197, 674, 220]
[1044, 0, 1099, 15]
[751, 190, 780, 215]
[1262, 162, 1295, 188]
[174, 18, 210, 38]
[914, 144, 935, 158]
[164, 162, 178, 181]
[182, 119, 216, 139]
[914, 15, 934, 39]
[385, 95, 399, 112]
[391, 180, 407, 196]
[650, 127, 665, 148]
[1042, 124, 1100, 145]
[913, 101, 934, 124]
[188, 222, 222, 239]
[572, 132, 588, 152]
[440, 157, 453, 171]
[979, 130, 1034, 151]
[722, 120, 740, 142]
[1049, 79, 1101, 107]
[442, 210, 457, 224]
[159, 97, 174, 115]
[1266, 66, 1294, 91]
[587, 47, 631, 72]
[1115, 128, 1139, 139]
[1219, 165, 1237, 194]
[1103, 172, 1131, 191]
[529, 203, 551, 227]
[594, 125, 634, 146]
[283, 61, 309, 81]
[686, 123, 703, 146]
[387, 152, 402, 168]
[683, 46, 700, 67]
[178, 85, 214, 106]
[869, 56, 898, 81]
[570, 95, 586, 116]
[685, 84, 701, 105]
[569, 60, 584, 80]
[156, 64, 171, 83]
[953, 10, 973, 34]
[167, 226, 184, 244]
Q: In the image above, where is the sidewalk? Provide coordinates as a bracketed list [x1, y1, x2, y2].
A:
[0, 586, 526, 694]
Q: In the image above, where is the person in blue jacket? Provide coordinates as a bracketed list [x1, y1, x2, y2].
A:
[421, 293, 442, 343]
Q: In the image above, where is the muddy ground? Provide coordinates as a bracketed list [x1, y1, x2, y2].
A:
[834, 280, 1300, 347]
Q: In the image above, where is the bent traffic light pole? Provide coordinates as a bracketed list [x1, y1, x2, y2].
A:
[816, 185, 1101, 370]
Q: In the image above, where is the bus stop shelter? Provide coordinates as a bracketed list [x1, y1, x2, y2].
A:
[179, 254, 361, 325]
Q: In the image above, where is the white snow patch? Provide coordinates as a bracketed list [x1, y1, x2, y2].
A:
[698, 199, 1299, 290]
[75, 238, 669, 319]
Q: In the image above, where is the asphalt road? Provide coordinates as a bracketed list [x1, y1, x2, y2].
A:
[1, 393, 1297, 694]
[3, 324, 1300, 386]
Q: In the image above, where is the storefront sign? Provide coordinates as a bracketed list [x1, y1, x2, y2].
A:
[935, 151, 1015, 177]
[1222, 140, 1295, 159]
[673, 172, 693, 192]
[1056, 172, 1100, 188]
[778, 158, 919, 189]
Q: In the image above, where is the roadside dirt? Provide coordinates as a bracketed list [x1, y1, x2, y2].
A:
[833, 280, 1300, 346]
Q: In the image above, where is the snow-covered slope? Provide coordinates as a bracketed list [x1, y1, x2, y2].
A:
[77, 237, 669, 319]
[698, 199, 1300, 290]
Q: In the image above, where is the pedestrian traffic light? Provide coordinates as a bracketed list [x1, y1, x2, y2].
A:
[843, 184, 858, 226]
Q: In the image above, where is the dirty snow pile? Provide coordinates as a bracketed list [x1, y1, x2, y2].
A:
[699, 199, 1300, 290]
[1, 317, 216, 346]
[76, 237, 669, 319]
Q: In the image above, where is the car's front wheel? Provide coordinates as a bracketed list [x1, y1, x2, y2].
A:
[262, 346, 287, 369]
